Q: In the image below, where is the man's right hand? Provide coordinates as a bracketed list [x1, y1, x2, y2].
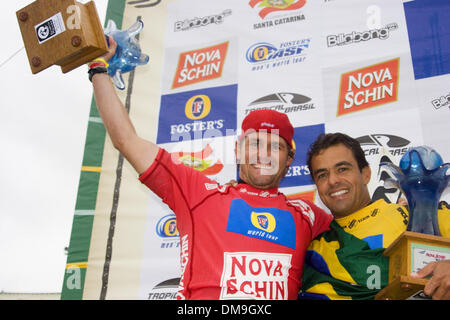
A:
[102, 36, 118, 62]
[91, 34, 159, 175]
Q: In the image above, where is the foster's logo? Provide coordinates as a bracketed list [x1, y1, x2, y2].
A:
[251, 212, 276, 233]
[156, 214, 179, 238]
[185, 94, 211, 120]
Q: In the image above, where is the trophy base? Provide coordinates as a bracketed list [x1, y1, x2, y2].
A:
[17, 0, 108, 74]
[375, 276, 428, 300]
[375, 231, 450, 300]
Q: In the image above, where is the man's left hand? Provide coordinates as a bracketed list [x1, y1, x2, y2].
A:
[411, 260, 450, 300]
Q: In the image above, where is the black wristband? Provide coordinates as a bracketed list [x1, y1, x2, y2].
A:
[88, 66, 108, 82]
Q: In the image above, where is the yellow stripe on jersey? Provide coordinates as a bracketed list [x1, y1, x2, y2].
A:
[308, 237, 357, 285]
[307, 282, 352, 300]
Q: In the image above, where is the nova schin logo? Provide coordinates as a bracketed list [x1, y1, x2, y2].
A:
[338, 58, 399, 115]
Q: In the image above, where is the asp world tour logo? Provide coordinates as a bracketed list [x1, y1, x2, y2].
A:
[246, 39, 310, 71]
[338, 58, 399, 116]
[249, 0, 306, 19]
[172, 41, 229, 89]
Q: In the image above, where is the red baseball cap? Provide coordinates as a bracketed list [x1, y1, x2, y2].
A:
[239, 109, 294, 149]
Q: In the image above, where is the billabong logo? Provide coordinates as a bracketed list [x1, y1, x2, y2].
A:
[431, 92, 450, 110]
[174, 9, 232, 31]
[185, 95, 211, 120]
[327, 23, 398, 47]
[251, 211, 276, 232]
[338, 58, 399, 116]
[249, 0, 306, 19]
[172, 42, 228, 89]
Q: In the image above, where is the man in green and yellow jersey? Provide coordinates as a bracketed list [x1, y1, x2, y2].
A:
[299, 133, 450, 300]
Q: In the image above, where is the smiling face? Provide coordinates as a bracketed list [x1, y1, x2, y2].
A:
[236, 131, 293, 190]
[310, 143, 372, 219]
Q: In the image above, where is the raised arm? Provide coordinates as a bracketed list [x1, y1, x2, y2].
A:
[91, 37, 159, 175]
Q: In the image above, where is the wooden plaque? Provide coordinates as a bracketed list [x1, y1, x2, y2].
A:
[375, 231, 450, 300]
[16, 0, 108, 74]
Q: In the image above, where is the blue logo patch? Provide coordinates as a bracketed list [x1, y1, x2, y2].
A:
[157, 84, 237, 144]
[404, 0, 450, 79]
[280, 123, 324, 188]
[226, 199, 296, 249]
[362, 234, 383, 249]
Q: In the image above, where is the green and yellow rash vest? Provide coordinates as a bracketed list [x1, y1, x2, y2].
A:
[299, 199, 450, 300]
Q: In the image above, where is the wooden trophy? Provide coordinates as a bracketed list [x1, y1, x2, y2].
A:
[16, 0, 108, 74]
[375, 147, 450, 300]
[376, 231, 450, 300]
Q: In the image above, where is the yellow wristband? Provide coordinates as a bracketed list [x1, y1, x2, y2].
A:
[92, 57, 109, 68]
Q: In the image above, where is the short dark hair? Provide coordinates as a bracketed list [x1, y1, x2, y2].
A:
[306, 133, 369, 178]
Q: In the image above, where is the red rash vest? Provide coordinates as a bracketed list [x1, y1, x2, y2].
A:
[139, 148, 332, 300]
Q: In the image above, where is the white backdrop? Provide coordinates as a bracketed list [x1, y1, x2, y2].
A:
[0, 0, 108, 293]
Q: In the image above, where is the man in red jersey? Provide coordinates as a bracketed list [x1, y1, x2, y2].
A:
[89, 38, 332, 300]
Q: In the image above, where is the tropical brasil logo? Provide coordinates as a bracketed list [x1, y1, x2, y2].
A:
[245, 92, 315, 115]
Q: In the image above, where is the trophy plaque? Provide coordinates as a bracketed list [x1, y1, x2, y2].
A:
[375, 146, 450, 300]
[16, 0, 108, 74]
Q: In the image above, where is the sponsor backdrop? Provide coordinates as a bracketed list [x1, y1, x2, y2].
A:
[61, 0, 450, 299]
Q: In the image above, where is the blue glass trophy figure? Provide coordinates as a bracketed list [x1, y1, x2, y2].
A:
[376, 146, 450, 300]
[104, 18, 149, 90]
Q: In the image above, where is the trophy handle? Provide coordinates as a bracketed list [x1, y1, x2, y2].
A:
[380, 161, 405, 182]
[127, 18, 144, 38]
[112, 69, 126, 90]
